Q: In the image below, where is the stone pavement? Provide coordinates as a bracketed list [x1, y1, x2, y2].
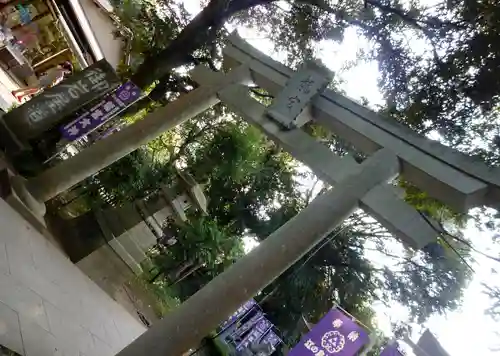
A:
[0, 198, 146, 356]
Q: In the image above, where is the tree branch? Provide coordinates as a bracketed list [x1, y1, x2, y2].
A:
[420, 211, 500, 264]
[168, 121, 219, 165]
[304, 177, 321, 203]
[365, 0, 465, 30]
[365, 247, 428, 270]
[190, 55, 219, 72]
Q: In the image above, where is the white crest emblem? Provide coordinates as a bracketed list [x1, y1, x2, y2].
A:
[321, 330, 345, 353]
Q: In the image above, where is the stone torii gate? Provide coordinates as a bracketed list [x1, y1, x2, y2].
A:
[5, 34, 500, 355]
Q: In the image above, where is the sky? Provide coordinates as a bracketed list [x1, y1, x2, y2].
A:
[178, 1, 500, 354]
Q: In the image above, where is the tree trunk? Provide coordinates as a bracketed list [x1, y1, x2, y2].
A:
[168, 258, 196, 281]
[168, 263, 204, 287]
[128, 0, 349, 92]
[130, 0, 228, 88]
[130, 0, 276, 89]
[129, 0, 414, 91]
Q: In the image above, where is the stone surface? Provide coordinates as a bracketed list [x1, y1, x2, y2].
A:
[0, 243, 8, 275]
[76, 245, 134, 298]
[0, 301, 24, 355]
[107, 239, 143, 275]
[0, 198, 145, 355]
[0, 169, 47, 234]
[266, 62, 331, 129]
[127, 223, 156, 252]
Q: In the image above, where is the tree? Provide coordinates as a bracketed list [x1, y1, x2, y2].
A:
[58, 100, 474, 347]
[41, 0, 500, 346]
[376, 0, 500, 166]
[184, 120, 304, 236]
[110, 0, 500, 167]
[62, 99, 472, 343]
[485, 284, 500, 322]
[75, 147, 176, 209]
[65, 0, 500, 350]
[117, 113, 469, 346]
[149, 217, 244, 285]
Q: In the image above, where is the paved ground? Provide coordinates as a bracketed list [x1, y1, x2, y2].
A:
[0, 198, 146, 356]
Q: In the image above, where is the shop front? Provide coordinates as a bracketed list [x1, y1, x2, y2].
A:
[0, 0, 127, 98]
[0, 0, 81, 89]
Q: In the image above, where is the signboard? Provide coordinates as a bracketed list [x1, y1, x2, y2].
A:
[266, 62, 330, 129]
[3, 59, 120, 141]
[235, 317, 273, 351]
[230, 310, 264, 341]
[380, 343, 404, 356]
[214, 300, 282, 355]
[288, 308, 369, 356]
[219, 299, 257, 332]
[60, 81, 141, 141]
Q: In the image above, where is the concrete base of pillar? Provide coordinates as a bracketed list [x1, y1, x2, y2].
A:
[76, 244, 135, 298]
[0, 169, 46, 230]
[10, 174, 46, 216]
[95, 210, 145, 275]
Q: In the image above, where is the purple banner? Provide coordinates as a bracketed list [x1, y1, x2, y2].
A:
[236, 318, 273, 351]
[60, 81, 141, 141]
[219, 299, 257, 332]
[289, 308, 369, 356]
[260, 330, 281, 347]
[380, 343, 404, 356]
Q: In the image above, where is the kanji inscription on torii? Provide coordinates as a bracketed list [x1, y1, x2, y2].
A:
[266, 61, 332, 129]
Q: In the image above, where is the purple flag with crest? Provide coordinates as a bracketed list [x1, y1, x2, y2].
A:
[289, 308, 369, 356]
[380, 343, 404, 356]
